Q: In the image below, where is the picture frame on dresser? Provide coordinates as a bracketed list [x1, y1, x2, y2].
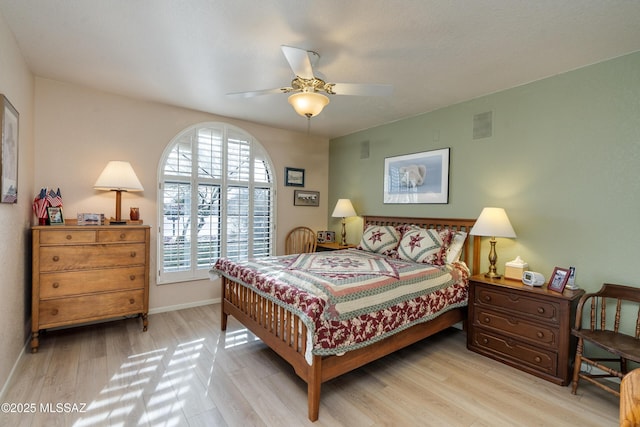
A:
[47, 207, 64, 225]
[548, 267, 570, 293]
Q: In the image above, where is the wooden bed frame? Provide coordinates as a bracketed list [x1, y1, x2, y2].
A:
[220, 215, 480, 421]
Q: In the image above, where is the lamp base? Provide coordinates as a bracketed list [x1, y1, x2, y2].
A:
[484, 271, 502, 279]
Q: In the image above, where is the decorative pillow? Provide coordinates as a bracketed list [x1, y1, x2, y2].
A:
[357, 225, 401, 254]
[446, 231, 468, 264]
[397, 227, 454, 265]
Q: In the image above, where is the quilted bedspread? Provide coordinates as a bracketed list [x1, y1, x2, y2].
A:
[213, 249, 469, 362]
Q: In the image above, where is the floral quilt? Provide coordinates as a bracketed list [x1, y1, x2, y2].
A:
[212, 248, 469, 364]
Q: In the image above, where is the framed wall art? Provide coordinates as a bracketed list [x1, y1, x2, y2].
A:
[383, 147, 450, 204]
[1, 95, 19, 204]
[285, 167, 305, 187]
[294, 190, 319, 207]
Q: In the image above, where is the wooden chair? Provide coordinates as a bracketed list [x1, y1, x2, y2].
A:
[285, 226, 317, 255]
[570, 283, 640, 397]
[621, 369, 640, 427]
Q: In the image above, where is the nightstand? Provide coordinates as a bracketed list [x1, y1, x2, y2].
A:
[467, 274, 584, 385]
[316, 242, 356, 251]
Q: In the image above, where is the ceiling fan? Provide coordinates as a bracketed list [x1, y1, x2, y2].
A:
[227, 45, 393, 119]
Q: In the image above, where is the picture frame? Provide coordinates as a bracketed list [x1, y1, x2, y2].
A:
[293, 190, 319, 207]
[383, 147, 450, 204]
[1, 95, 19, 204]
[547, 267, 570, 293]
[47, 207, 65, 225]
[285, 167, 305, 187]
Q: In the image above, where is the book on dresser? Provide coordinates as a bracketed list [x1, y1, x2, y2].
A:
[31, 224, 150, 353]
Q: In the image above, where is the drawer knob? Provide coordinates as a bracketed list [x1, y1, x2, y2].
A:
[65, 234, 72, 240]
[534, 356, 541, 363]
[51, 309, 58, 316]
[483, 317, 490, 324]
[129, 275, 136, 281]
[130, 252, 137, 258]
[537, 331, 544, 339]
[52, 255, 59, 262]
[129, 298, 135, 304]
[52, 282, 60, 289]
[120, 233, 126, 239]
[482, 337, 489, 344]
[537, 307, 545, 314]
[484, 295, 491, 302]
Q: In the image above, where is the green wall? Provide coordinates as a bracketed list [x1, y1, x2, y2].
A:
[329, 51, 640, 295]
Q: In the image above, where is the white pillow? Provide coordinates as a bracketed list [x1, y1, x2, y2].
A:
[446, 231, 467, 264]
[357, 225, 401, 254]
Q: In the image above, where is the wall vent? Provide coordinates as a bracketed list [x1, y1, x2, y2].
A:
[360, 140, 370, 159]
[473, 111, 493, 140]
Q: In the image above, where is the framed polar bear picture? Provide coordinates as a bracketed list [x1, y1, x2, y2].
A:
[383, 147, 450, 204]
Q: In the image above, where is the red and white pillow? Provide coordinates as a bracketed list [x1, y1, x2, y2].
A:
[357, 225, 401, 255]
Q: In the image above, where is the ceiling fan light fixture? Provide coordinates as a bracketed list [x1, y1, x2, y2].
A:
[288, 91, 329, 118]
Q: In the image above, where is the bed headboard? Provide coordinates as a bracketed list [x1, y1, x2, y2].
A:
[362, 215, 480, 276]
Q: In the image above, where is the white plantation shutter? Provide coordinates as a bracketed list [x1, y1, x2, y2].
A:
[158, 123, 275, 284]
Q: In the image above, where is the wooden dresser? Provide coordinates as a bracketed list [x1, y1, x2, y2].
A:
[31, 225, 150, 352]
[467, 274, 584, 385]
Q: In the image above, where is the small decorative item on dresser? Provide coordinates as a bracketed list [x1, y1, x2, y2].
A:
[130, 207, 140, 220]
[47, 206, 64, 225]
[547, 267, 570, 293]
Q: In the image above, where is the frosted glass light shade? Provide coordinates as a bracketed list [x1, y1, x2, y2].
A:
[469, 207, 516, 238]
[94, 161, 144, 192]
[288, 92, 330, 118]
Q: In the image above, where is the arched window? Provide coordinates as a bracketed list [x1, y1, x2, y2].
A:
[157, 122, 275, 284]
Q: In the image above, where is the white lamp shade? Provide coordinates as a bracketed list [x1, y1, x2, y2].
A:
[469, 207, 516, 238]
[332, 199, 357, 218]
[94, 161, 144, 192]
[288, 92, 330, 118]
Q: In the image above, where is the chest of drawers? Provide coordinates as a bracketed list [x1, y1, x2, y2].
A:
[467, 275, 584, 385]
[31, 225, 150, 352]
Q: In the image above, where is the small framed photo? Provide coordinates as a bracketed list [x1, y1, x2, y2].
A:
[47, 207, 65, 225]
[285, 167, 305, 187]
[294, 190, 319, 207]
[547, 267, 570, 293]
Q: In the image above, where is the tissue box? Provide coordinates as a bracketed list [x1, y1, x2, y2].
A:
[505, 256, 528, 280]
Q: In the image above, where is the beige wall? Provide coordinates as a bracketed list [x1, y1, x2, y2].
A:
[0, 13, 35, 395]
[33, 78, 330, 312]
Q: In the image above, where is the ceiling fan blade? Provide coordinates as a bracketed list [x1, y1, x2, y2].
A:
[281, 45, 315, 80]
[226, 87, 291, 99]
[329, 83, 393, 97]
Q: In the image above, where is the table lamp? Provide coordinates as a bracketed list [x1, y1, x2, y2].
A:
[94, 161, 144, 223]
[469, 207, 516, 278]
[331, 199, 357, 246]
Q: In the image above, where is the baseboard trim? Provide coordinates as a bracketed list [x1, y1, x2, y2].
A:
[149, 298, 220, 314]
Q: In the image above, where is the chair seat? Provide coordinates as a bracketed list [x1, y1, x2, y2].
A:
[572, 329, 640, 362]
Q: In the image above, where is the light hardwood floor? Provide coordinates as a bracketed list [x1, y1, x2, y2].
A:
[0, 304, 619, 426]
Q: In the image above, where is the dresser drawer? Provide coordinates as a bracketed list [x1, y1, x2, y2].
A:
[470, 328, 558, 376]
[39, 289, 144, 327]
[39, 266, 145, 298]
[39, 243, 146, 271]
[473, 308, 558, 348]
[475, 285, 560, 324]
[98, 229, 146, 243]
[39, 230, 97, 245]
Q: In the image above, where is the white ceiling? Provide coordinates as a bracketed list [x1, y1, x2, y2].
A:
[1, 1, 639, 138]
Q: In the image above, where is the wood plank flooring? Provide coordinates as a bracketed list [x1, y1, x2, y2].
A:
[0, 304, 619, 426]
